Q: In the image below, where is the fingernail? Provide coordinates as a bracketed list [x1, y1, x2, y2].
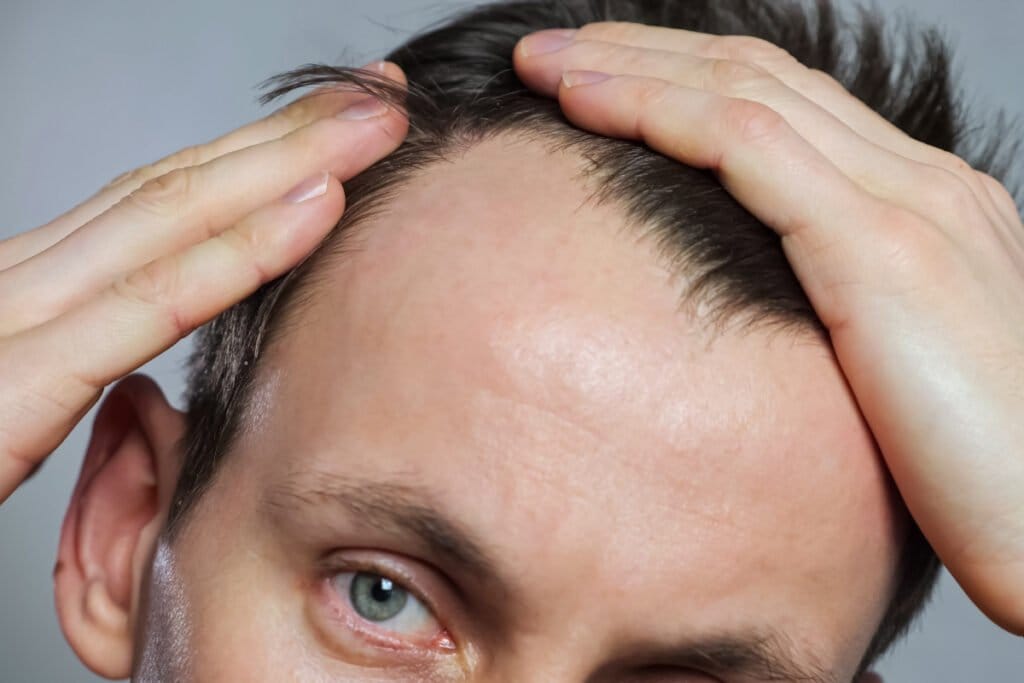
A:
[338, 97, 388, 120]
[562, 70, 612, 88]
[284, 171, 329, 204]
[520, 29, 577, 57]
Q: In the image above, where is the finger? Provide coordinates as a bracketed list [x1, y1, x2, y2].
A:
[0, 96, 408, 334]
[0, 172, 344, 501]
[521, 24, 907, 144]
[571, 22, 916, 157]
[0, 61, 406, 271]
[516, 38, 992, 239]
[538, 24, 979, 177]
[517, 26, 999, 218]
[555, 72, 890, 330]
[516, 36, 902, 183]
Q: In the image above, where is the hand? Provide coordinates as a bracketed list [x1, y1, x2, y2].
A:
[514, 24, 1024, 635]
[0, 62, 409, 504]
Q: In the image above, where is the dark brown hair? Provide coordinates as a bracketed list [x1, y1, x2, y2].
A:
[168, 0, 1020, 673]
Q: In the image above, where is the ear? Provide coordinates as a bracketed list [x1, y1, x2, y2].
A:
[54, 373, 185, 679]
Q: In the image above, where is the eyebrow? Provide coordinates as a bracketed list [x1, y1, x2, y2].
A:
[632, 630, 836, 683]
[263, 471, 506, 593]
[264, 472, 834, 683]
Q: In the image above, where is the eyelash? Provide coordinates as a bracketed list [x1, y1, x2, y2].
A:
[315, 553, 459, 659]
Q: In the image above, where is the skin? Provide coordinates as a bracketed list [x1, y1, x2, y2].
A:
[0, 16, 1018, 683]
[127, 136, 903, 681]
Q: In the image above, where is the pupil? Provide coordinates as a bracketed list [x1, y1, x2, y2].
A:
[371, 577, 394, 602]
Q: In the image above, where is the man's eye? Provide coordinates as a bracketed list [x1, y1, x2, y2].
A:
[332, 571, 441, 637]
[350, 573, 408, 621]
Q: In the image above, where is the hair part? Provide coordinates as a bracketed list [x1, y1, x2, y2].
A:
[168, 0, 1021, 674]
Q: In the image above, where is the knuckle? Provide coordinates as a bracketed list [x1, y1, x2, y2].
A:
[577, 21, 638, 43]
[219, 224, 261, 258]
[155, 144, 204, 174]
[103, 167, 140, 190]
[930, 149, 975, 178]
[977, 172, 1020, 215]
[103, 164, 153, 192]
[113, 258, 192, 336]
[215, 229, 272, 284]
[871, 204, 938, 265]
[879, 204, 967, 280]
[923, 149, 991, 201]
[115, 257, 179, 310]
[707, 59, 770, 95]
[102, 145, 204, 193]
[919, 166, 986, 222]
[712, 35, 793, 64]
[633, 79, 676, 130]
[125, 167, 194, 218]
[878, 203, 928, 234]
[945, 173, 984, 211]
[721, 98, 789, 146]
[612, 42, 658, 74]
[804, 68, 843, 93]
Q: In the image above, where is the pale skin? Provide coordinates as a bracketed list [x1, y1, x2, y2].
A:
[0, 20, 1020, 682]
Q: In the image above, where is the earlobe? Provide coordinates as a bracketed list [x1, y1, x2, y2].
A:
[53, 374, 185, 679]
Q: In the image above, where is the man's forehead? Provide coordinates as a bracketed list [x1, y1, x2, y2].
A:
[261, 134, 879, 514]
[255, 130, 895, 554]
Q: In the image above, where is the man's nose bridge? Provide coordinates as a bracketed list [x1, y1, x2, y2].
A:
[483, 647, 589, 683]
[477, 599, 618, 683]
[479, 529, 643, 682]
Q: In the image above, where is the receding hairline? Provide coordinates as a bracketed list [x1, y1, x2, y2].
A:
[258, 125, 826, 366]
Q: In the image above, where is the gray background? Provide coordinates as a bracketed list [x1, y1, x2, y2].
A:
[1, 1, 1021, 681]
